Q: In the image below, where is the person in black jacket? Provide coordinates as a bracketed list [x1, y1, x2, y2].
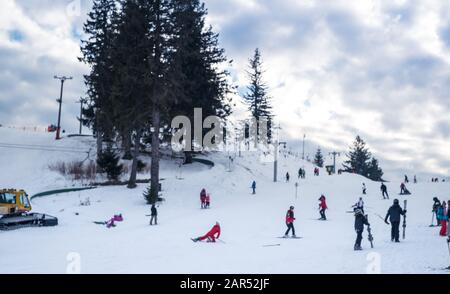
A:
[432, 197, 441, 227]
[150, 204, 158, 226]
[354, 208, 370, 251]
[385, 199, 406, 242]
[380, 183, 389, 200]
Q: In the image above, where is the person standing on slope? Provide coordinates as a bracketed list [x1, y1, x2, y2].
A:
[192, 222, 221, 243]
[150, 205, 158, 226]
[200, 189, 207, 209]
[251, 181, 257, 195]
[354, 208, 370, 251]
[385, 199, 407, 242]
[438, 201, 448, 236]
[205, 193, 211, 209]
[286, 172, 290, 183]
[319, 195, 328, 220]
[404, 175, 409, 183]
[381, 183, 389, 200]
[432, 197, 442, 227]
[353, 197, 365, 214]
[362, 183, 367, 195]
[284, 206, 296, 238]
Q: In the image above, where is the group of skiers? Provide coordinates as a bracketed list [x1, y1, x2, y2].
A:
[298, 168, 306, 179]
[200, 188, 211, 209]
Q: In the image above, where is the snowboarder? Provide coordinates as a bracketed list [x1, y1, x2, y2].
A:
[286, 172, 290, 183]
[200, 189, 207, 209]
[192, 222, 221, 243]
[432, 197, 442, 227]
[354, 208, 370, 251]
[381, 183, 389, 199]
[362, 183, 367, 195]
[284, 206, 296, 237]
[251, 181, 256, 195]
[150, 205, 158, 226]
[438, 201, 448, 236]
[384, 199, 407, 242]
[205, 193, 211, 209]
[319, 195, 328, 220]
[352, 197, 365, 214]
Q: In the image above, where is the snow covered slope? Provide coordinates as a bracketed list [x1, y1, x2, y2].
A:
[0, 127, 449, 274]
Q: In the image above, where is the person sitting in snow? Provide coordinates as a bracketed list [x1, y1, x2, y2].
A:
[319, 195, 328, 220]
[354, 208, 370, 251]
[400, 183, 411, 195]
[284, 206, 296, 238]
[200, 189, 207, 209]
[106, 214, 123, 229]
[192, 222, 221, 243]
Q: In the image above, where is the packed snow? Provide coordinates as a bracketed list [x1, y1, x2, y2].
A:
[0, 127, 449, 274]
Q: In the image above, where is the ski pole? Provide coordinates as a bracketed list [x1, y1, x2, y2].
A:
[430, 211, 435, 227]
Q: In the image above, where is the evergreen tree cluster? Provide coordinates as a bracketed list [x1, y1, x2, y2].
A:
[80, 0, 232, 201]
[343, 136, 384, 181]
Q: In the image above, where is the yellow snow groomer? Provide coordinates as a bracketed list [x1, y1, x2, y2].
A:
[0, 189, 58, 230]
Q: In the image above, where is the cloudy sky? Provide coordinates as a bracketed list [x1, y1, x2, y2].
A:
[1, 0, 450, 180]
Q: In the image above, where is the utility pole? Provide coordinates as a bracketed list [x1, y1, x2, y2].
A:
[274, 141, 287, 182]
[302, 134, 306, 160]
[329, 151, 341, 174]
[77, 98, 86, 135]
[54, 76, 73, 140]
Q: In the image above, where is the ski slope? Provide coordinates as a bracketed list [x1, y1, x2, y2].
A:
[0, 127, 449, 274]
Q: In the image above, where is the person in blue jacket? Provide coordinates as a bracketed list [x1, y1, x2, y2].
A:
[251, 181, 256, 195]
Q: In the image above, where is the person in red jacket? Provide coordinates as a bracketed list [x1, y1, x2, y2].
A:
[205, 193, 211, 209]
[319, 195, 328, 220]
[200, 189, 207, 209]
[192, 222, 221, 243]
[284, 206, 296, 237]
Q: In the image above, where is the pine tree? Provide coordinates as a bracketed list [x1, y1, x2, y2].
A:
[343, 136, 383, 181]
[243, 48, 273, 141]
[343, 136, 372, 175]
[97, 147, 123, 181]
[109, 0, 152, 189]
[168, 0, 233, 150]
[367, 157, 384, 181]
[79, 0, 118, 155]
[314, 148, 324, 168]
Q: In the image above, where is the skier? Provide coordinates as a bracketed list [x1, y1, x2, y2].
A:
[352, 197, 365, 214]
[205, 193, 211, 209]
[354, 208, 370, 251]
[432, 197, 442, 226]
[284, 206, 296, 238]
[150, 205, 158, 226]
[192, 222, 221, 243]
[319, 195, 328, 220]
[404, 175, 409, 183]
[384, 199, 407, 242]
[381, 183, 389, 200]
[200, 189, 207, 209]
[286, 172, 290, 183]
[438, 201, 448, 236]
[298, 168, 302, 179]
[362, 183, 367, 195]
[251, 181, 256, 195]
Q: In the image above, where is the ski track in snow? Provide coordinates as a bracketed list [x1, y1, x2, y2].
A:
[0, 128, 449, 274]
